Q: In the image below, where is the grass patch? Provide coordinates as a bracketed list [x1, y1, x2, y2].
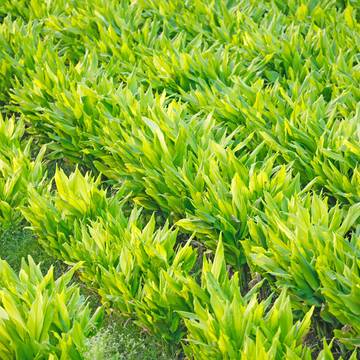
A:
[85, 314, 179, 360]
[0, 227, 63, 275]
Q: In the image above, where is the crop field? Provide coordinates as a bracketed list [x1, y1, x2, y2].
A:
[0, 0, 359, 359]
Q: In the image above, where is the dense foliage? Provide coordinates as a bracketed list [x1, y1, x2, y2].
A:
[0, 257, 103, 359]
[0, 0, 359, 359]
